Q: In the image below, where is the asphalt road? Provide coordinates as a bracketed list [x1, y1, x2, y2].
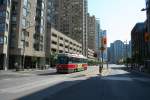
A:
[1, 65, 150, 100]
[45, 65, 150, 100]
[0, 66, 99, 100]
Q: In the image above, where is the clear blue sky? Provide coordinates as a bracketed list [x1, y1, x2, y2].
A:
[88, 0, 146, 46]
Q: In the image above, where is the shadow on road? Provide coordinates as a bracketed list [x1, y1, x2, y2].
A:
[110, 66, 127, 70]
[17, 78, 87, 100]
[17, 70, 150, 100]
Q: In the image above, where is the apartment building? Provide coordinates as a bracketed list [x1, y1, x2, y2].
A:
[145, 0, 150, 58]
[9, 0, 47, 69]
[87, 13, 96, 51]
[0, 0, 95, 70]
[50, 0, 88, 56]
[0, 0, 11, 70]
[131, 22, 147, 64]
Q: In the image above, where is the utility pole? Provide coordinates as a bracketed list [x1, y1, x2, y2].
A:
[99, 46, 105, 73]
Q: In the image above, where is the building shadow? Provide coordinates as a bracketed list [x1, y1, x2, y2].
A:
[17, 71, 150, 100]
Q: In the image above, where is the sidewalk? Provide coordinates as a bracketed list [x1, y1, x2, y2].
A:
[101, 68, 111, 76]
[0, 68, 56, 79]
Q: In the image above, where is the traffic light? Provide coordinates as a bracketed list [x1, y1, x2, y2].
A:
[103, 37, 107, 45]
[145, 32, 150, 42]
[101, 37, 107, 45]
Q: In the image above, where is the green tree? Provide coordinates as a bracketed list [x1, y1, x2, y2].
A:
[31, 57, 38, 69]
[49, 52, 58, 67]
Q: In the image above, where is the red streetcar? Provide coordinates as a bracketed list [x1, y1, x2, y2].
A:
[56, 53, 88, 73]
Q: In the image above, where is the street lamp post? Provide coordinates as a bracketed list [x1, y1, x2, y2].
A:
[99, 46, 105, 73]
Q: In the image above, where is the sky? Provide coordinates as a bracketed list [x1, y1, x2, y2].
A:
[88, 0, 146, 46]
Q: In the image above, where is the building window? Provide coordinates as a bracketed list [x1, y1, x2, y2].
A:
[23, 8, 27, 17]
[4, 36, 7, 44]
[7, 0, 10, 7]
[52, 41, 57, 45]
[0, 0, 7, 5]
[41, 11, 44, 17]
[23, 0, 28, 7]
[42, 2, 45, 9]
[0, 36, 3, 44]
[12, 16, 17, 21]
[41, 18, 44, 26]
[20, 40, 24, 48]
[27, 2, 31, 9]
[40, 44, 43, 51]
[22, 18, 26, 28]
[25, 41, 29, 47]
[26, 21, 30, 28]
[0, 23, 5, 32]
[6, 23, 8, 32]
[25, 32, 29, 37]
[40, 36, 43, 42]
[6, 11, 9, 19]
[52, 33, 57, 37]
[0, 11, 6, 17]
[40, 27, 44, 33]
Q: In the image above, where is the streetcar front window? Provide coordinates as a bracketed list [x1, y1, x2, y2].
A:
[58, 56, 68, 64]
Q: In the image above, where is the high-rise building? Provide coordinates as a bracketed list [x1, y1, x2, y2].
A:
[113, 40, 124, 63]
[128, 41, 132, 58]
[87, 13, 96, 50]
[131, 22, 146, 64]
[108, 40, 132, 64]
[46, 0, 56, 26]
[145, 0, 150, 58]
[9, 0, 47, 69]
[52, 0, 88, 56]
[95, 20, 101, 59]
[108, 43, 115, 63]
[0, 0, 11, 70]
